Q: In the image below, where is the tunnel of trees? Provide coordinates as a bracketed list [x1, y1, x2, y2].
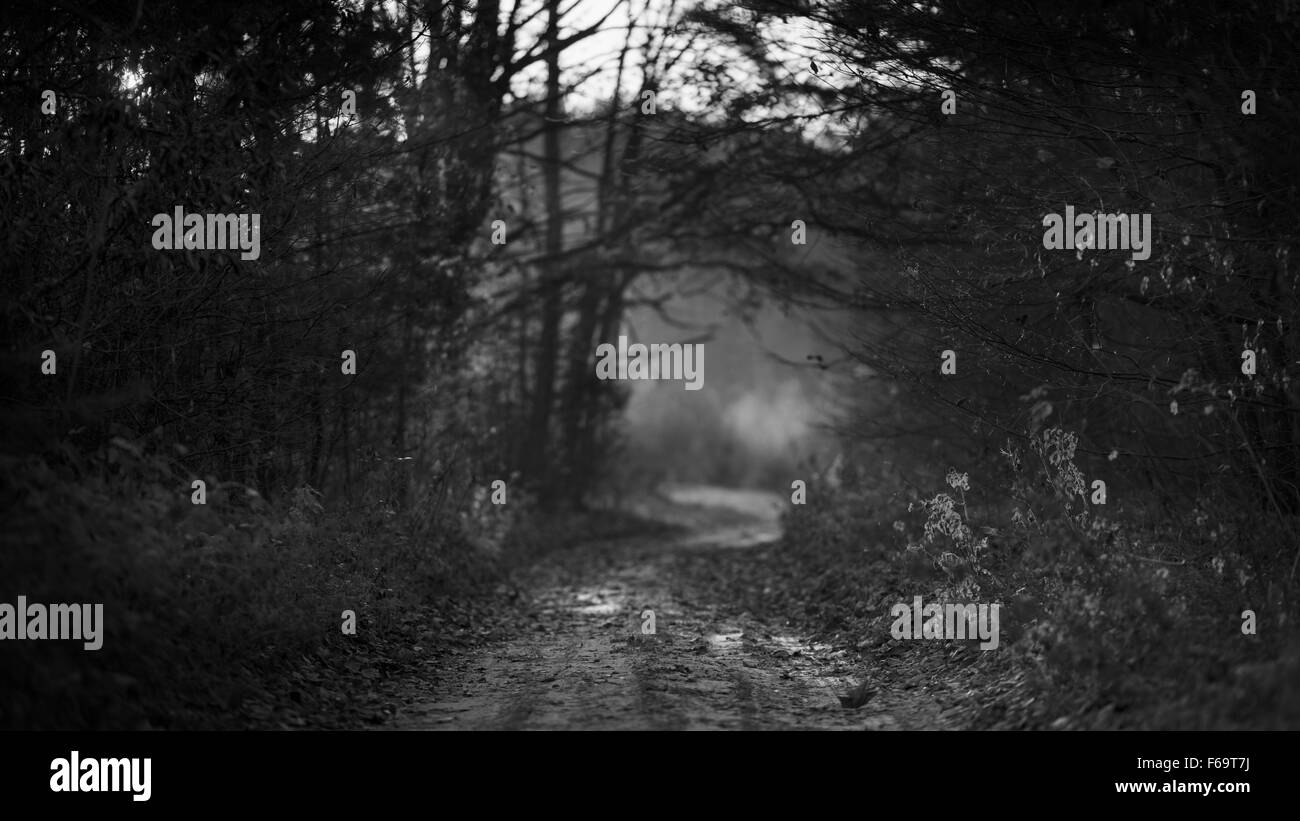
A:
[2, 0, 1296, 730]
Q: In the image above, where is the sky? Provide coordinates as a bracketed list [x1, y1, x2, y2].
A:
[507, 0, 834, 118]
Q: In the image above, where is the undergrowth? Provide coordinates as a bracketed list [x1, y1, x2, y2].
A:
[0, 435, 615, 729]
[769, 426, 1300, 729]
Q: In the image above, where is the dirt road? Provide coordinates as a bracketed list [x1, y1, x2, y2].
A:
[386, 485, 958, 730]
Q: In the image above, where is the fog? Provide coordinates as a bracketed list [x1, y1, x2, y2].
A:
[616, 282, 844, 493]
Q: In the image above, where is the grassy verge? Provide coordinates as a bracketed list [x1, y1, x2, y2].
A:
[711, 432, 1300, 729]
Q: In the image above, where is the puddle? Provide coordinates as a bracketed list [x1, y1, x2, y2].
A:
[569, 586, 626, 616]
[575, 602, 621, 615]
[706, 631, 744, 650]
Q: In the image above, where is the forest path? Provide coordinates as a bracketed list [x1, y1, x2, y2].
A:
[384, 485, 955, 730]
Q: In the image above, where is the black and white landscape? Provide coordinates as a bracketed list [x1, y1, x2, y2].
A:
[1, 0, 1297, 736]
